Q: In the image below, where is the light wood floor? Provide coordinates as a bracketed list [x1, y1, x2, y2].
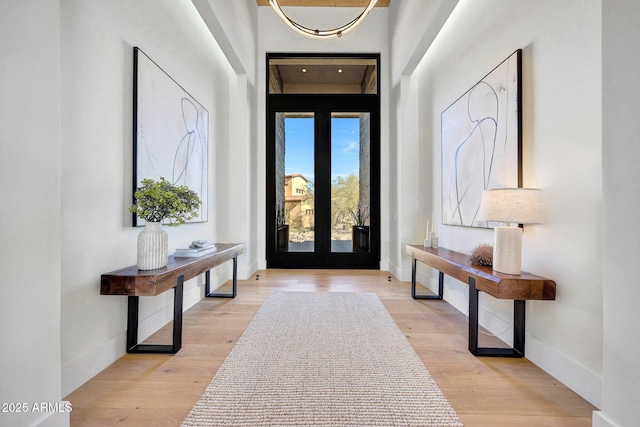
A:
[66, 269, 596, 426]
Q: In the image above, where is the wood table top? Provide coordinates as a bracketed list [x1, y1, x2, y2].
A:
[101, 243, 244, 297]
[406, 244, 556, 300]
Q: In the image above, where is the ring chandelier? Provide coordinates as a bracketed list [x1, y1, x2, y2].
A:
[268, 0, 378, 39]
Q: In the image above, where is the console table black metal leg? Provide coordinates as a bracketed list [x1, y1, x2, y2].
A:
[126, 275, 184, 354]
[468, 277, 524, 358]
[205, 255, 238, 298]
[468, 277, 478, 355]
[513, 300, 526, 356]
[411, 257, 444, 300]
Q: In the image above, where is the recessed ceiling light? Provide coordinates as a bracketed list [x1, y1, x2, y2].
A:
[302, 68, 307, 73]
[338, 69, 343, 73]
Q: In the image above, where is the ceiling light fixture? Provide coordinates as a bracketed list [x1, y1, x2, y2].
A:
[268, 0, 378, 40]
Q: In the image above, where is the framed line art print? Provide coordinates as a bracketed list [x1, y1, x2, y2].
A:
[441, 49, 522, 228]
[133, 47, 208, 226]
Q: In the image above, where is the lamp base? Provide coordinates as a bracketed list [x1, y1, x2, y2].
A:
[493, 226, 522, 275]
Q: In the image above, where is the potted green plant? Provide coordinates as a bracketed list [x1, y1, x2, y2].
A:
[276, 206, 289, 252]
[129, 177, 201, 269]
[350, 203, 370, 252]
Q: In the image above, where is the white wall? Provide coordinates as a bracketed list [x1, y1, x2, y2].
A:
[257, 6, 390, 269]
[191, 0, 261, 278]
[388, 0, 458, 82]
[191, 0, 257, 78]
[598, 1, 640, 425]
[0, 2, 66, 425]
[387, 0, 458, 278]
[391, 0, 603, 408]
[59, 0, 239, 396]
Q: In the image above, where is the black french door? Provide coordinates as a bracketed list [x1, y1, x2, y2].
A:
[266, 94, 380, 269]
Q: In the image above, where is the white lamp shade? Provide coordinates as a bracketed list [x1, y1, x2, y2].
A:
[478, 188, 544, 225]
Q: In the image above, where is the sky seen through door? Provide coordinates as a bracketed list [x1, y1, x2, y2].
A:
[285, 117, 360, 183]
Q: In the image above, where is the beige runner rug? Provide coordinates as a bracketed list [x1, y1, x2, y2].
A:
[182, 291, 463, 426]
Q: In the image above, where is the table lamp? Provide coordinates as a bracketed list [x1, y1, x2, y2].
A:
[477, 188, 544, 275]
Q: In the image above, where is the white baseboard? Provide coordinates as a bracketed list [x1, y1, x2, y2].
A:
[62, 332, 122, 397]
[442, 285, 469, 315]
[387, 260, 400, 281]
[62, 277, 207, 397]
[35, 405, 71, 427]
[414, 266, 443, 296]
[388, 258, 413, 283]
[593, 411, 617, 427]
[526, 335, 602, 408]
[242, 259, 260, 279]
[136, 280, 203, 341]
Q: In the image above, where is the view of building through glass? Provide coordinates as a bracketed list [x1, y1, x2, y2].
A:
[276, 113, 369, 253]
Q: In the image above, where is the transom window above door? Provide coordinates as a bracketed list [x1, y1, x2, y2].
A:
[268, 56, 377, 94]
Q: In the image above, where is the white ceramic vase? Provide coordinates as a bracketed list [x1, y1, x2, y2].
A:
[137, 221, 168, 270]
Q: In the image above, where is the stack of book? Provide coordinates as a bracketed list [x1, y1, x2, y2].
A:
[174, 244, 217, 258]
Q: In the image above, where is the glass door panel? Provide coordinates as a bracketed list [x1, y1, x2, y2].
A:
[275, 112, 315, 252]
[331, 113, 370, 253]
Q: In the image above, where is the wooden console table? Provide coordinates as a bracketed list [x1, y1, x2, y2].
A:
[406, 245, 556, 357]
[101, 242, 244, 354]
